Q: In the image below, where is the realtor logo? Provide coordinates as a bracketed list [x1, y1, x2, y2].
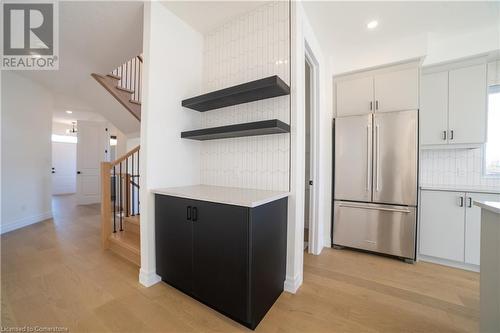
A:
[1, 1, 59, 70]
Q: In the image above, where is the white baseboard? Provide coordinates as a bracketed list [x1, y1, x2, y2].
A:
[284, 273, 303, 294]
[1, 211, 52, 235]
[139, 268, 162, 287]
[418, 254, 480, 272]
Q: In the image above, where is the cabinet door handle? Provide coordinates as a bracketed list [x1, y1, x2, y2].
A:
[192, 207, 198, 222]
[375, 100, 379, 110]
[458, 196, 464, 207]
[442, 130, 447, 140]
[468, 197, 472, 208]
[370, 101, 373, 111]
[450, 130, 454, 140]
[186, 206, 192, 220]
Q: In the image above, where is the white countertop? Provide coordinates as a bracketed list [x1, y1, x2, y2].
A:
[474, 201, 500, 215]
[151, 185, 289, 208]
[420, 184, 500, 194]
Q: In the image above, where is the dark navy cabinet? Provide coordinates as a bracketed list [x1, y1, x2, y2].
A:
[155, 194, 288, 329]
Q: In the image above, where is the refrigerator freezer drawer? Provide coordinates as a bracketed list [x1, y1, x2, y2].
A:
[333, 201, 416, 259]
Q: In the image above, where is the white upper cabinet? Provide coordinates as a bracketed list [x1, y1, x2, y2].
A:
[420, 61, 487, 147]
[335, 61, 419, 117]
[336, 76, 374, 117]
[420, 71, 449, 145]
[448, 64, 487, 144]
[374, 67, 419, 113]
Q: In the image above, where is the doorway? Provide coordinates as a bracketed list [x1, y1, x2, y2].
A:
[76, 120, 109, 205]
[52, 140, 77, 195]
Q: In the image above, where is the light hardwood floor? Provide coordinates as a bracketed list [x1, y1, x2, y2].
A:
[1, 195, 479, 332]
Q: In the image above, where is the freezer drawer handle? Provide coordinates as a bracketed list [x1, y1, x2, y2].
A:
[338, 203, 411, 214]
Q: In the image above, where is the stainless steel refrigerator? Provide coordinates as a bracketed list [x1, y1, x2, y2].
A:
[333, 110, 418, 260]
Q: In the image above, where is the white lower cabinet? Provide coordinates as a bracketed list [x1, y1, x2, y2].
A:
[419, 189, 500, 268]
[464, 192, 500, 265]
[420, 190, 465, 262]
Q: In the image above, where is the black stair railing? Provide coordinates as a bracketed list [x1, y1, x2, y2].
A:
[108, 146, 140, 234]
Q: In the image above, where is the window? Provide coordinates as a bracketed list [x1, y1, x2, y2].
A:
[485, 85, 500, 176]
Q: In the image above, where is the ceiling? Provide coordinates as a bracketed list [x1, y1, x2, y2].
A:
[302, 1, 499, 66]
[53, 110, 106, 126]
[161, 1, 268, 34]
[18, 1, 144, 135]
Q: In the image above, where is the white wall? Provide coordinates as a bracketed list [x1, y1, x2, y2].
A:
[285, 1, 332, 293]
[139, 1, 203, 286]
[330, 26, 499, 75]
[1, 72, 53, 233]
[126, 136, 140, 151]
[52, 121, 78, 137]
[200, 2, 290, 191]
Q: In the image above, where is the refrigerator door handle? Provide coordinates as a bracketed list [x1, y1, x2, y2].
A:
[366, 125, 370, 191]
[375, 124, 380, 192]
[338, 202, 412, 214]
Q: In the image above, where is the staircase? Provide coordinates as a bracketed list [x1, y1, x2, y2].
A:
[101, 146, 141, 265]
[92, 55, 143, 121]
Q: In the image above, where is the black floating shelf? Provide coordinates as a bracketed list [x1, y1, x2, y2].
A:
[182, 75, 290, 112]
[181, 119, 290, 141]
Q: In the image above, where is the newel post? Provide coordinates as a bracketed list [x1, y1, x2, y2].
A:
[101, 161, 112, 249]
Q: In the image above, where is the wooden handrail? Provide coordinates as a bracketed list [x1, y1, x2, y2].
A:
[111, 145, 140, 166]
[137, 55, 143, 63]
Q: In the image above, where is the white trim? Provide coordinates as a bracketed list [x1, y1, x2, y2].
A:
[418, 254, 479, 272]
[304, 42, 322, 255]
[0, 211, 52, 234]
[139, 268, 162, 287]
[284, 273, 303, 294]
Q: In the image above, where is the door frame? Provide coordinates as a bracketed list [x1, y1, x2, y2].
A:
[304, 42, 320, 255]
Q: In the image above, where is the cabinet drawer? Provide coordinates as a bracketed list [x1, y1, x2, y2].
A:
[333, 201, 416, 259]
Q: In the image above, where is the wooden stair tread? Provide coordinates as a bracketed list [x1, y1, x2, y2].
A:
[109, 230, 140, 254]
[124, 215, 140, 225]
[107, 73, 121, 80]
[129, 99, 141, 105]
[91, 73, 141, 121]
[116, 86, 134, 94]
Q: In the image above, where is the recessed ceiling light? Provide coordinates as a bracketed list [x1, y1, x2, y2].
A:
[65, 110, 73, 114]
[367, 20, 378, 30]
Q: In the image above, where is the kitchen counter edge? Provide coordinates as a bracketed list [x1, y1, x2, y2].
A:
[151, 185, 289, 208]
[474, 201, 500, 215]
[420, 185, 500, 195]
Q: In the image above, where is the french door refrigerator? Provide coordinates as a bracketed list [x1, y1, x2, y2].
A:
[333, 110, 418, 260]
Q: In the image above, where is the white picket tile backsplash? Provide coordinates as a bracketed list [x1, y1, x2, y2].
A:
[199, 1, 290, 191]
[420, 148, 500, 189]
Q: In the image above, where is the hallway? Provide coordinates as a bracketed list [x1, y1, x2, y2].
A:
[1, 196, 479, 332]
